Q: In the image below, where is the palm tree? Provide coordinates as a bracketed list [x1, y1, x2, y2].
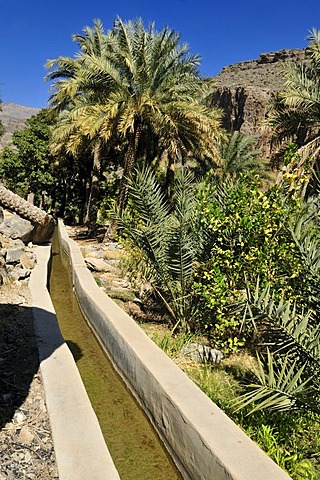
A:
[267, 29, 320, 175]
[115, 166, 208, 332]
[216, 130, 268, 180]
[46, 18, 222, 229]
[46, 20, 110, 228]
[236, 280, 320, 415]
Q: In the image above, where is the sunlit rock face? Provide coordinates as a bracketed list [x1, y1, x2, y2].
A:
[211, 49, 306, 159]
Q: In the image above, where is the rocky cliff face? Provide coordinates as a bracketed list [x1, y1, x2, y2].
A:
[212, 49, 306, 157]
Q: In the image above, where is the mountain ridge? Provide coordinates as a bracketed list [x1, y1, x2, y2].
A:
[0, 103, 40, 149]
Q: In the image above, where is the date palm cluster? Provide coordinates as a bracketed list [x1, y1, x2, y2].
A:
[46, 18, 222, 226]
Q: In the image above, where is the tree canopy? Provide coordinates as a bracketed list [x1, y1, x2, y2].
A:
[46, 18, 223, 226]
[0, 110, 54, 204]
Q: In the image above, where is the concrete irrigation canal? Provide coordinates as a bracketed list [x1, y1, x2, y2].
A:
[49, 230, 182, 479]
[28, 219, 292, 480]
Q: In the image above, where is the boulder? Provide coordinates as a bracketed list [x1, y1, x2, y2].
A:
[10, 267, 31, 280]
[113, 277, 131, 289]
[85, 257, 115, 273]
[104, 242, 123, 251]
[0, 233, 24, 250]
[0, 227, 37, 285]
[181, 343, 223, 364]
[19, 252, 36, 269]
[0, 215, 34, 242]
[0, 267, 9, 285]
[0, 213, 55, 244]
[82, 247, 106, 259]
[5, 247, 24, 264]
[29, 220, 55, 244]
[17, 425, 34, 445]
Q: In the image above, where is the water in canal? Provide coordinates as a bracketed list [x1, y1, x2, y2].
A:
[49, 233, 183, 480]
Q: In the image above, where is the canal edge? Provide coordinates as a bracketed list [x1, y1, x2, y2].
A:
[29, 244, 121, 480]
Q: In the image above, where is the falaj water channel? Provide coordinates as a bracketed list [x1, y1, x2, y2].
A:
[49, 232, 182, 480]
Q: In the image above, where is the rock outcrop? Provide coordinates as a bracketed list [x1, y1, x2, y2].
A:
[0, 231, 36, 286]
[212, 49, 306, 157]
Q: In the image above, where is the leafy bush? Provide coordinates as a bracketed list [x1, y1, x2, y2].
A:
[193, 175, 307, 351]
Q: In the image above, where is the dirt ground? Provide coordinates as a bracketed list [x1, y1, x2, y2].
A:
[0, 282, 58, 479]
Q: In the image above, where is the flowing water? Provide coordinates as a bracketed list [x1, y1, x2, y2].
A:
[49, 233, 183, 480]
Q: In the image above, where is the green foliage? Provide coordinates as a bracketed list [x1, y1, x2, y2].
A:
[235, 348, 315, 413]
[193, 175, 305, 352]
[267, 29, 320, 174]
[0, 110, 55, 203]
[151, 331, 195, 358]
[0, 109, 89, 220]
[186, 355, 320, 479]
[231, 187, 320, 416]
[116, 166, 207, 332]
[114, 162, 320, 478]
[216, 130, 269, 180]
[155, 329, 320, 479]
[283, 142, 299, 166]
[247, 421, 317, 479]
[46, 17, 223, 222]
[185, 362, 242, 412]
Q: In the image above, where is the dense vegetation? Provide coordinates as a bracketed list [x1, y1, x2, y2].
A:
[45, 18, 222, 230]
[1, 19, 320, 479]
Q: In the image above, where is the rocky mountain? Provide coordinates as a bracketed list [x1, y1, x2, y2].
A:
[211, 49, 306, 158]
[0, 103, 40, 149]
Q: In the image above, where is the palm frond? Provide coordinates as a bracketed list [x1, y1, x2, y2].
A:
[245, 279, 320, 371]
[216, 130, 267, 179]
[266, 29, 320, 171]
[115, 166, 205, 330]
[235, 350, 315, 414]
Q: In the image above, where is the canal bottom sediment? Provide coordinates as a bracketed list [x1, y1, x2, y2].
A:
[49, 233, 182, 480]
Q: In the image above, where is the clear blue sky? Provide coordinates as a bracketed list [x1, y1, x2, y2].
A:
[1, 0, 319, 108]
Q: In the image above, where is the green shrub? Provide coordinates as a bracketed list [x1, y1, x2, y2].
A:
[193, 175, 307, 352]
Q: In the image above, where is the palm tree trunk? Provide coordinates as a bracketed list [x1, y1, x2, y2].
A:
[105, 121, 142, 241]
[118, 120, 142, 215]
[0, 183, 52, 226]
[84, 142, 101, 232]
[164, 153, 175, 200]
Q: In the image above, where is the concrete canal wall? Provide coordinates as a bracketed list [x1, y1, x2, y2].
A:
[58, 219, 292, 480]
[30, 245, 120, 480]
